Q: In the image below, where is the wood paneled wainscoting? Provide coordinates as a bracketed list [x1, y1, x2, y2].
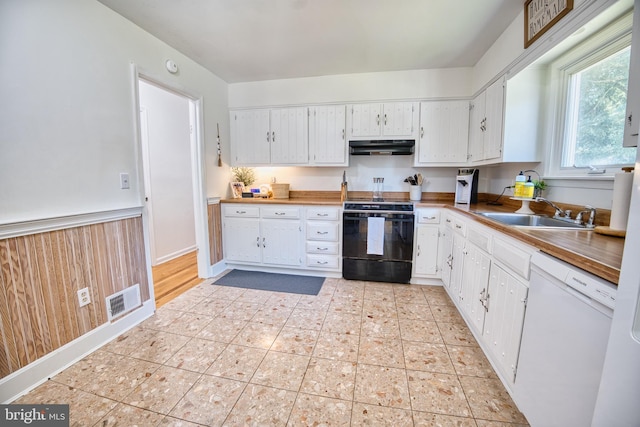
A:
[208, 200, 223, 266]
[0, 212, 150, 383]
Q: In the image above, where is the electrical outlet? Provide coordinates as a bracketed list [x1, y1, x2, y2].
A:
[77, 287, 91, 307]
[120, 172, 130, 189]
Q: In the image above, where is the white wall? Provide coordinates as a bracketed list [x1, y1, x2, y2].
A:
[228, 68, 473, 108]
[0, 0, 230, 224]
[245, 158, 459, 195]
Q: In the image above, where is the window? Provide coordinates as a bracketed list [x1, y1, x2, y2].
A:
[549, 14, 635, 177]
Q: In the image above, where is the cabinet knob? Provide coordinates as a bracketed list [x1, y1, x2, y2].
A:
[266, 131, 270, 142]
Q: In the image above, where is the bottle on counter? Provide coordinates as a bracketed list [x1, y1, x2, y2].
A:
[514, 171, 526, 198]
[524, 175, 535, 199]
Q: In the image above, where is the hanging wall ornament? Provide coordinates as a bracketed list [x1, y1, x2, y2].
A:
[217, 123, 222, 167]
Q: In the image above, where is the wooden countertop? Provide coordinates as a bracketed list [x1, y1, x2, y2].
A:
[221, 191, 624, 284]
[448, 204, 623, 285]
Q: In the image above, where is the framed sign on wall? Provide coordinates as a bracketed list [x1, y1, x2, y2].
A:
[524, 0, 574, 48]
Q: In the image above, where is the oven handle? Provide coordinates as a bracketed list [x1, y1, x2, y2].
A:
[343, 212, 415, 218]
[343, 215, 414, 222]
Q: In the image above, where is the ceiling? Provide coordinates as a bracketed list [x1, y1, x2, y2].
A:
[98, 0, 524, 83]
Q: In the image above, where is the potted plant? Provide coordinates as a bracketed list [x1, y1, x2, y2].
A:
[231, 167, 256, 198]
[533, 180, 547, 198]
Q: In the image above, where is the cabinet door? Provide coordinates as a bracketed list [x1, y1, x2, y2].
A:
[230, 109, 271, 165]
[417, 101, 469, 164]
[309, 105, 347, 165]
[459, 243, 491, 334]
[382, 102, 417, 137]
[449, 233, 466, 303]
[270, 107, 309, 164]
[483, 78, 505, 161]
[484, 263, 528, 383]
[222, 217, 261, 263]
[261, 220, 303, 266]
[439, 225, 453, 288]
[468, 92, 485, 163]
[350, 103, 382, 137]
[414, 225, 439, 276]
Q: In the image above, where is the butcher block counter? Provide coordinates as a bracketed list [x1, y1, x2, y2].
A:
[221, 191, 624, 284]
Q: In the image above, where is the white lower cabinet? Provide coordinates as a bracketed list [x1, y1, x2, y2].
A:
[305, 207, 342, 272]
[483, 263, 528, 383]
[440, 210, 534, 389]
[413, 208, 441, 278]
[261, 219, 303, 266]
[459, 242, 491, 334]
[223, 217, 262, 263]
[222, 204, 303, 267]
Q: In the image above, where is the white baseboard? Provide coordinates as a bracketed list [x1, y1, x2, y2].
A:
[208, 260, 228, 279]
[0, 300, 155, 404]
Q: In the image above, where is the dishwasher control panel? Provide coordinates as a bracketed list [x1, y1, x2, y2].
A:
[532, 252, 617, 310]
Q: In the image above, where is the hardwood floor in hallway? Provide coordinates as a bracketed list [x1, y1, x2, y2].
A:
[152, 250, 202, 307]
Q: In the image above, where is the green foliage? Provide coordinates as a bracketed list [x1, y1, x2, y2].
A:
[571, 46, 635, 166]
[231, 167, 255, 186]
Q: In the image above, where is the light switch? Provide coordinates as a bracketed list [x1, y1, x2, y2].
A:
[120, 173, 130, 189]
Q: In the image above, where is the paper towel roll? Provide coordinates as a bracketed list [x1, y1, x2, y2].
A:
[610, 170, 634, 230]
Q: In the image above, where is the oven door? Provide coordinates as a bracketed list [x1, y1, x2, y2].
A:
[342, 211, 414, 283]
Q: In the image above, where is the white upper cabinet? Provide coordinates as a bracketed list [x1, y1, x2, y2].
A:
[415, 100, 470, 165]
[469, 77, 505, 164]
[468, 69, 543, 165]
[309, 105, 348, 166]
[624, 0, 640, 147]
[348, 102, 419, 140]
[270, 107, 309, 164]
[502, 67, 544, 162]
[230, 109, 271, 165]
[230, 107, 309, 166]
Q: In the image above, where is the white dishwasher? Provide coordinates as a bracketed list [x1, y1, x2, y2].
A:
[513, 252, 617, 427]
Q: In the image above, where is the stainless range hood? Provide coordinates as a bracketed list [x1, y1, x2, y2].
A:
[349, 139, 415, 155]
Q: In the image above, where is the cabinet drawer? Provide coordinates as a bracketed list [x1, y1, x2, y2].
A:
[306, 254, 340, 270]
[223, 205, 260, 218]
[417, 208, 440, 224]
[492, 237, 531, 280]
[468, 226, 492, 254]
[453, 218, 467, 236]
[306, 241, 339, 255]
[261, 207, 300, 219]
[307, 207, 340, 221]
[443, 213, 455, 228]
[306, 222, 339, 241]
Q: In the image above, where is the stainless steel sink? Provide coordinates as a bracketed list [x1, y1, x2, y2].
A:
[476, 212, 591, 230]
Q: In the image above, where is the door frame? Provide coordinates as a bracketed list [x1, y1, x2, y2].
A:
[130, 64, 210, 303]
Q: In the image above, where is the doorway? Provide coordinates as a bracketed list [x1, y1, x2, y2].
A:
[136, 75, 208, 306]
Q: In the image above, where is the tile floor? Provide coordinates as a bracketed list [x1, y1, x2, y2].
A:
[14, 277, 529, 426]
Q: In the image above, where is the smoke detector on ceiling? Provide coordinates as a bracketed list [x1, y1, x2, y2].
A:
[165, 59, 178, 74]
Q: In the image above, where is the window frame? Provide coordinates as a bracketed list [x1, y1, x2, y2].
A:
[547, 13, 633, 178]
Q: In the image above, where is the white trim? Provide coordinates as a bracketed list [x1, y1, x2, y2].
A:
[132, 64, 210, 280]
[155, 245, 198, 265]
[0, 207, 143, 240]
[0, 300, 155, 404]
[208, 260, 228, 279]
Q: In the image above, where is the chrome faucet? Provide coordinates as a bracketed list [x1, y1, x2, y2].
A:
[535, 197, 569, 218]
[575, 206, 596, 228]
